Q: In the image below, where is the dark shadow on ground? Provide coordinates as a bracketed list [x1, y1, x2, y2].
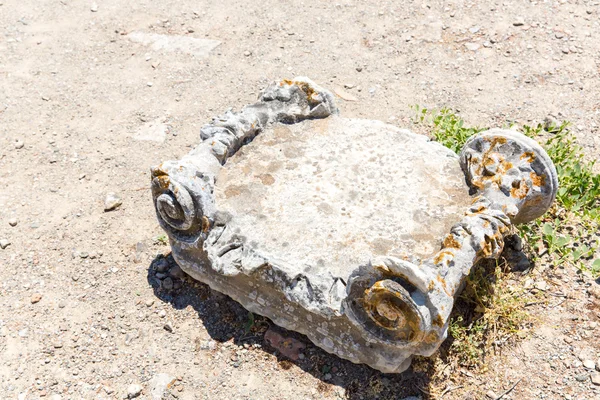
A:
[147, 254, 433, 400]
[146, 236, 533, 400]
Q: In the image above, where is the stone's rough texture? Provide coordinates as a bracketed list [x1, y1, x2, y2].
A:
[216, 117, 472, 268]
[151, 78, 558, 373]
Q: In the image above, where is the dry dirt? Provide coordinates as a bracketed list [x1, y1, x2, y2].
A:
[1, 0, 600, 399]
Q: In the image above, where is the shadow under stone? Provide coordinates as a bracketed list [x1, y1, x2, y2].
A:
[146, 254, 433, 400]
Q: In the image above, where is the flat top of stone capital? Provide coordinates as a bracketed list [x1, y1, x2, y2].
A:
[215, 117, 471, 277]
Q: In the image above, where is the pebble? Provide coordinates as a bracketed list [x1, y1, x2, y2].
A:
[158, 310, 167, 318]
[486, 390, 498, 399]
[8, 218, 18, 227]
[592, 372, 600, 386]
[199, 340, 217, 350]
[155, 258, 169, 272]
[149, 373, 176, 400]
[584, 359, 596, 369]
[104, 193, 122, 211]
[0, 239, 10, 249]
[31, 293, 42, 304]
[169, 265, 186, 279]
[513, 18, 525, 26]
[163, 322, 174, 333]
[534, 280, 548, 291]
[162, 277, 174, 290]
[243, 50, 251, 56]
[127, 383, 143, 398]
[90, 3, 98, 12]
[14, 140, 24, 149]
[555, 31, 565, 39]
[465, 42, 480, 51]
[575, 373, 588, 382]
[469, 26, 480, 34]
[145, 299, 155, 307]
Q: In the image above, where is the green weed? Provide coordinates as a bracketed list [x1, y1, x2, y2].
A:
[414, 106, 600, 367]
[413, 106, 600, 276]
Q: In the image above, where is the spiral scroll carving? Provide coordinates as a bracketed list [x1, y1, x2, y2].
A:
[151, 167, 207, 238]
[460, 129, 559, 224]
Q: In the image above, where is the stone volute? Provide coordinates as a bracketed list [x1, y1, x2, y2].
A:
[150, 78, 558, 373]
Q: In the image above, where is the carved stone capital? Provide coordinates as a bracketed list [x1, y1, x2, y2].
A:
[151, 81, 558, 373]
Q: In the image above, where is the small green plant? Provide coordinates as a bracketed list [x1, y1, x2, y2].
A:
[412, 105, 483, 153]
[414, 106, 600, 368]
[244, 311, 255, 334]
[154, 234, 169, 246]
[448, 261, 530, 367]
[414, 106, 600, 276]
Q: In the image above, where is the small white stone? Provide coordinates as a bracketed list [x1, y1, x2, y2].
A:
[465, 42, 480, 51]
[8, 218, 17, 227]
[104, 193, 122, 211]
[149, 373, 176, 400]
[127, 383, 143, 398]
[90, 3, 98, 12]
[14, 140, 24, 149]
[0, 239, 10, 249]
[584, 359, 596, 369]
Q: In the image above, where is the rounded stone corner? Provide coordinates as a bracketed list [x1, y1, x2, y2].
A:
[459, 128, 559, 224]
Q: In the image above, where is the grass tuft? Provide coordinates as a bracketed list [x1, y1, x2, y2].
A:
[413, 106, 600, 368]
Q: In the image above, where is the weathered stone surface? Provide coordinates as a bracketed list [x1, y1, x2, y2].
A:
[216, 117, 472, 269]
[151, 78, 558, 373]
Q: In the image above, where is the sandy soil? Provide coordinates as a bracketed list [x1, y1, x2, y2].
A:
[1, 0, 599, 399]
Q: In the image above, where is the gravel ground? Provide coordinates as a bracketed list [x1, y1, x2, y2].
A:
[1, 0, 599, 399]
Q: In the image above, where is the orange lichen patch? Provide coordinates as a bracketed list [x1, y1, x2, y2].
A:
[442, 234, 461, 249]
[433, 249, 454, 265]
[510, 179, 529, 199]
[154, 175, 171, 190]
[423, 331, 440, 344]
[151, 165, 168, 178]
[281, 79, 318, 102]
[432, 314, 445, 328]
[201, 216, 211, 232]
[427, 280, 435, 291]
[470, 204, 487, 214]
[436, 275, 452, 297]
[530, 171, 546, 187]
[478, 231, 504, 259]
[482, 136, 507, 145]
[521, 151, 536, 162]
